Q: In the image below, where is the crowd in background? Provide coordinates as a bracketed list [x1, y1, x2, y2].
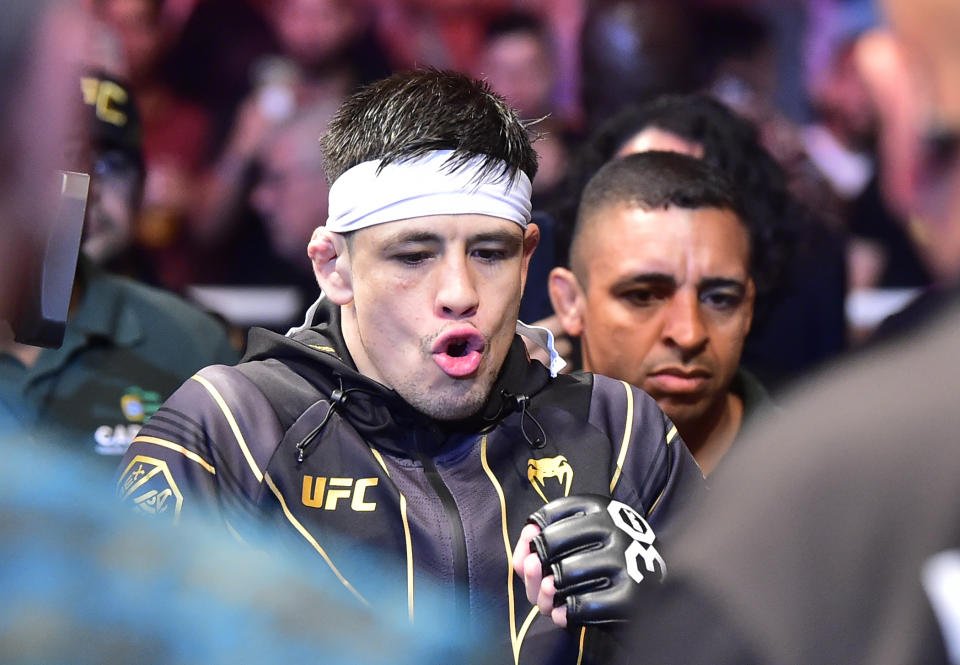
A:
[80, 0, 925, 393]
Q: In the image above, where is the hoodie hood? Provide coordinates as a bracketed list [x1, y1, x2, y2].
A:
[240, 297, 551, 457]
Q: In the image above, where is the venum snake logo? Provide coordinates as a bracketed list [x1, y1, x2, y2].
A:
[527, 455, 573, 503]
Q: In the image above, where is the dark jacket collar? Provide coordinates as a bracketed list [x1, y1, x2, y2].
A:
[241, 297, 550, 456]
[70, 257, 144, 347]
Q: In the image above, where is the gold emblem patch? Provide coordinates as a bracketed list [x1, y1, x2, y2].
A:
[117, 455, 184, 524]
[527, 455, 573, 503]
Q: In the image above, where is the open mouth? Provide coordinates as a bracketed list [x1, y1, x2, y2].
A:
[446, 339, 470, 357]
[432, 329, 485, 377]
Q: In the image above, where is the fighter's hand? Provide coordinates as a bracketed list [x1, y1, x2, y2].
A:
[525, 494, 667, 626]
[512, 523, 569, 627]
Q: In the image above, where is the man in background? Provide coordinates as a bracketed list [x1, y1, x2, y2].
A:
[475, 10, 569, 209]
[0, 70, 237, 466]
[549, 151, 771, 475]
[239, 99, 339, 321]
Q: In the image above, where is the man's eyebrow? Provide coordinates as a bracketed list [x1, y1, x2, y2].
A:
[469, 230, 523, 248]
[376, 228, 522, 249]
[612, 273, 677, 289]
[379, 230, 443, 246]
[698, 277, 747, 293]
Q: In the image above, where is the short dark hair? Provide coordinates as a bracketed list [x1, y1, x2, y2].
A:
[580, 150, 743, 215]
[571, 151, 747, 277]
[320, 69, 538, 184]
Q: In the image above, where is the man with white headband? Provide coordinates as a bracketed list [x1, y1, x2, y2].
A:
[116, 70, 704, 664]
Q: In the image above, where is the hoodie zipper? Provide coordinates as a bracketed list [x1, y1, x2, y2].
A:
[418, 451, 470, 618]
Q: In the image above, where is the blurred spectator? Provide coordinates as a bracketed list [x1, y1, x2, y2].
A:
[510, 0, 587, 127]
[805, 34, 880, 292]
[878, 3, 960, 286]
[803, 3, 932, 339]
[0, 69, 238, 469]
[80, 67, 149, 278]
[172, 1, 392, 330]
[475, 10, 570, 209]
[191, 0, 388, 259]
[193, 98, 338, 331]
[549, 152, 773, 475]
[580, 0, 697, 131]
[804, 29, 877, 202]
[256, 0, 390, 113]
[371, 0, 509, 72]
[695, 5, 779, 129]
[92, 0, 215, 291]
[695, 4, 840, 221]
[250, 101, 336, 283]
[851, 26, 960, 341]
[163, 0, 277, 158]
[552, 94, 847, 390]
[476, 10, 555, 121]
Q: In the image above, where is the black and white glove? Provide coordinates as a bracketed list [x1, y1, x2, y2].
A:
[528, 494, 666, 625]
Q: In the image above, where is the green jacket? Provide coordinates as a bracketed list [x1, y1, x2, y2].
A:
[0, 259, 237, 466]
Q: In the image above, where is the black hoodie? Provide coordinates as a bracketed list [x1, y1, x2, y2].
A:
[117, 297, 703, 664]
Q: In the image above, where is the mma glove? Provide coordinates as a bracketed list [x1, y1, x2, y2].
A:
[528, 494, 666, 625]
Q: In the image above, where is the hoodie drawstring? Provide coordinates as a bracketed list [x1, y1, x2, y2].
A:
[502, 391, 547, 449]
[296, 379, 351, 463]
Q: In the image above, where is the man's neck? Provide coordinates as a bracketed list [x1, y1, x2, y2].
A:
[339, 305, 381, 382]
[676, 392, 744, 477]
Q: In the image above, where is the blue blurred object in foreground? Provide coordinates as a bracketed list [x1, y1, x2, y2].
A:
[0, 430, 488, 665]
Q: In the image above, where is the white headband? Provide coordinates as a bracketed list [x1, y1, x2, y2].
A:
[325, 149, 532, 232]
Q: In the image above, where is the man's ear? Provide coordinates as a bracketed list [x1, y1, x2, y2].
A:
[548, 267, 585, 337]
[518, 222, 541, 295]
[307, 227, 353, 305]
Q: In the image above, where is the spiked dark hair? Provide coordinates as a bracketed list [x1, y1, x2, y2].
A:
[319, 69, 538, 185]
[572, 151, 748, 277]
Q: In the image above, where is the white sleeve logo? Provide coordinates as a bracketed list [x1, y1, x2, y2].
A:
[607, 500, 667, 584]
